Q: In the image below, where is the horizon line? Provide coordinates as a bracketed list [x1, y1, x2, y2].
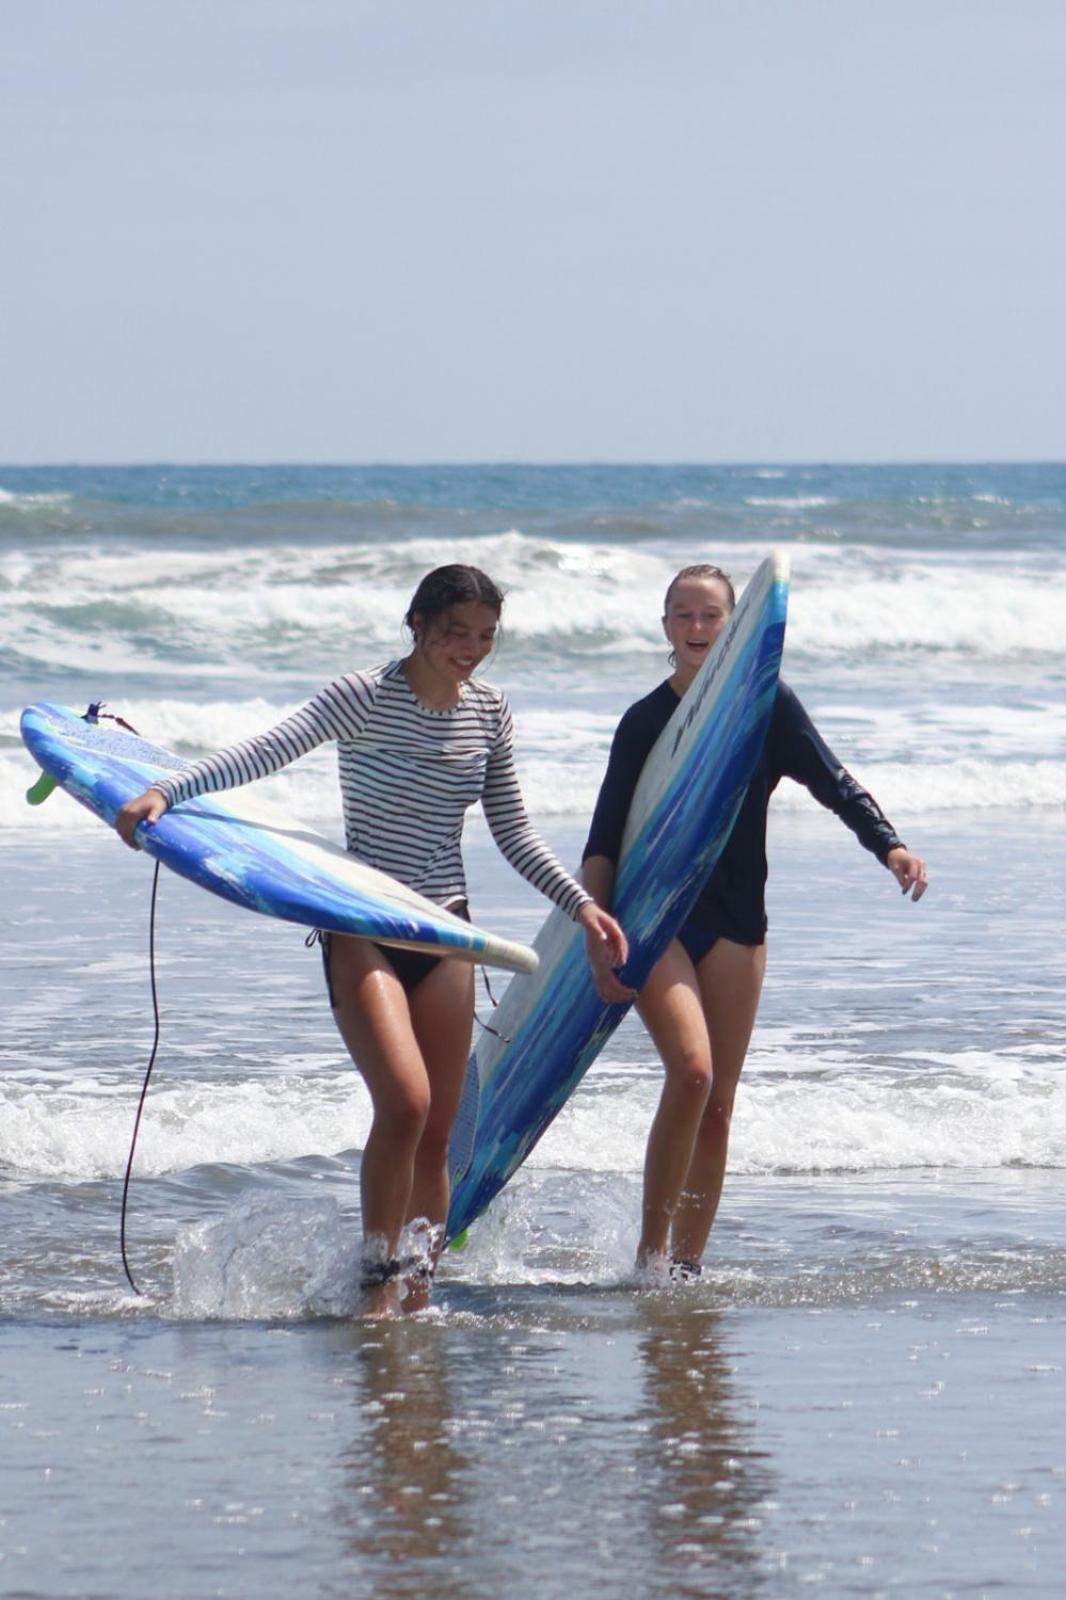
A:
[3, 457, 1065, 471]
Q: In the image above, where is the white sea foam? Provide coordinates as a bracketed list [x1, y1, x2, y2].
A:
[3, 735, 1064, 834]
[3, 536, 1063, 675]
[786, 568, 1064, 658]
[0, 489, 73, 509]
[0, 1072, 372, 1182]
[804, 700, 1066, 763]
[745, 496, 836, 509]
[4, 529, 1064, 834]
[4, 1050, 1062, 1184]
[530, 1054, 1066, 1176]
[769, 758, 1066, 815]
[0, 533, 672, 671]
[0, 724, 342, 834]
[7, 681, 1062, 776]
[171, 1197, 363, 1319]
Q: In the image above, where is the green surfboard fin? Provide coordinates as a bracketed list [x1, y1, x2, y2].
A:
[26, 772, 58, 805]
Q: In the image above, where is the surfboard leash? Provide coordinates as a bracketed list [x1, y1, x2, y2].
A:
[71, 702, 161, 1296]
[116, 701, 158, 1298]
[120, 857, 163, 1297]
[94, 705, 159, 1292]
[23, 698, 157, 1291]
[474, 968, 511, 1044]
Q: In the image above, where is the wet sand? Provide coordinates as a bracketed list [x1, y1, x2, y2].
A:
[2, 1284, 1063, 1599]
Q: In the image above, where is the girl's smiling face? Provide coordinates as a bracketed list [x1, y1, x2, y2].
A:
[411, 600, 499, 684]
[662, 575, 733, 679]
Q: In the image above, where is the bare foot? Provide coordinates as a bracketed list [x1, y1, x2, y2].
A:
[632, 1248, 672, 1288]
[399, 1217, 442, 1314]
[359, 1281, 402, 1320]
[359, 1236, 403, 1319]
[400, 1275, 431, 1315]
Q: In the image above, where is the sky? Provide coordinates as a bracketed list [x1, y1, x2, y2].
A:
[2, 0, 1065, 463]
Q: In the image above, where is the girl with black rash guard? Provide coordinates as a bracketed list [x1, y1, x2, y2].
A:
[582, 563, 927, 1280]
[117, 564, 629, 1317]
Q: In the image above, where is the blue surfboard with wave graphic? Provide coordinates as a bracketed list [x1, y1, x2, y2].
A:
[446, 550, 789, 1239]
[19, 704, 538, 976]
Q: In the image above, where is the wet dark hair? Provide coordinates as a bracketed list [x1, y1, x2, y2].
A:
[663, 563, 736, 615]
[404, 565, 505, 638]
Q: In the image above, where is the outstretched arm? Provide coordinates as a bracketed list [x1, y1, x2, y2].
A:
[777, 685, 929, 902]
[113, 674, 373, 851]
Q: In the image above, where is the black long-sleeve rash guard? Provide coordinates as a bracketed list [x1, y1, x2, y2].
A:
[582, 679, 904, 946]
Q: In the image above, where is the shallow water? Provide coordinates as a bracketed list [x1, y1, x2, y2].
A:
[2, 465, 1064, 1594]
[3, 1288, 1063, 1600]
[3, 814, 1065, 1594]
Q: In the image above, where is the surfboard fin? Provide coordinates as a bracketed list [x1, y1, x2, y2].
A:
[26, 697, 106, 804]
[26, 771, 58, 805]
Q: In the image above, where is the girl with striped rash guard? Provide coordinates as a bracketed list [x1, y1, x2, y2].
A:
[117, 565, 630, 1316]
[152, 663, 590, 918]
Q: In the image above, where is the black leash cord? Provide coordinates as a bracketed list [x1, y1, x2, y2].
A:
[120, 859, 162, 1296]
[474, 966, 511, 1044]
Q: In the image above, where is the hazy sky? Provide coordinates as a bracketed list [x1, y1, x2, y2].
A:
[3, 0, 1064, 462]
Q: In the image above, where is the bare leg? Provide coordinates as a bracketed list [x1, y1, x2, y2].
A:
[327, 935, 434, 1316]
[634, 941, 713, 1269]
[670, 938, 766, 1266]
[400, 956, 475, 1311]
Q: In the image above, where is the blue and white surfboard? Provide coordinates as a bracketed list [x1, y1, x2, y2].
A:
[446, 550, 789, 1238]
[19, 704, 538, 975]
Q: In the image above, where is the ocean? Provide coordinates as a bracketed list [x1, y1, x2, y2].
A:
[2, 463, 1064, 1597]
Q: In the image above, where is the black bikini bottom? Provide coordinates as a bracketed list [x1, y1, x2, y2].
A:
[318, 901, 471, 1005]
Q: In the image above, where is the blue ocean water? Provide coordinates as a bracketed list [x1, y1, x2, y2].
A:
[4, 461, 1066, 539]
[2, 461, 1064, 799]
[3, 458, 1064, 1211]
[2, 464, 1064, 1596]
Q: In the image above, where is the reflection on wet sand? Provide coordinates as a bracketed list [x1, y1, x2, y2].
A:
[324, 1290, 777, 1598]
[634, 1297, 776, 1596]
[338, 1323, 470, 1599]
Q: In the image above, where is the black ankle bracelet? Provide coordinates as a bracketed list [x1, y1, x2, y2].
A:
[359, 1252, 436, 1291]
[359, 1257, 403, 1290]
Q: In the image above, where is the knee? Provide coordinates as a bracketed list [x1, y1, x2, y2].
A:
[374, 1082, 430, 1146]
[667, 1050, 713, 1105]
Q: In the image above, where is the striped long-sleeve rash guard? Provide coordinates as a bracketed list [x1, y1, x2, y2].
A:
[152, 660, 592, 921]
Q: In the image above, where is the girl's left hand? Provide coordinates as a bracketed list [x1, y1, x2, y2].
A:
[577, 903, 635, 1003]
[886, 847, 929, 901]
